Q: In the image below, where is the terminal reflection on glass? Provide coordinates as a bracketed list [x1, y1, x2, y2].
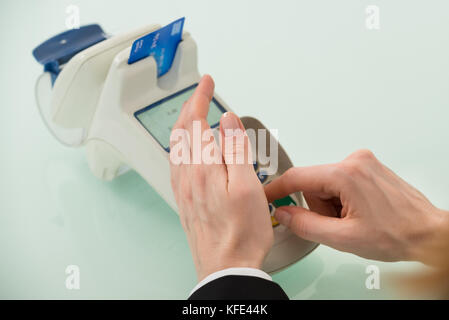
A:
[135, 84, 225, 151]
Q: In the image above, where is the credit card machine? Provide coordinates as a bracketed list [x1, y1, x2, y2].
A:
[33, 22, 318, 273]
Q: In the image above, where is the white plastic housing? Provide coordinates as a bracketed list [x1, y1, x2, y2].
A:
[51, 24, 161, 134]
[83, 33, 318, 273]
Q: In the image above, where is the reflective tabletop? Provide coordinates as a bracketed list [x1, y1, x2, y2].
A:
[1, 0, 448, 299]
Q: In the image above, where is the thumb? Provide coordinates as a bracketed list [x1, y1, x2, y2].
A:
[274, 205, 348, 247]
[220, 112, 254, 190]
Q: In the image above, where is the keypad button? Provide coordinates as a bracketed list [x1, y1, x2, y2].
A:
[268, 203, 279, 227]
[273, 195, 296, 208]
[253, 161, 258, 171]
[257, 170, 268, 183]
[271, 216, 280, 227]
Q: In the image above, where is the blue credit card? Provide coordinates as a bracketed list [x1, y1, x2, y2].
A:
[128, 17, 185, 77]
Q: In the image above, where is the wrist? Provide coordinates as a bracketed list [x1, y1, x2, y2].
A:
[197, 254, 264, 282]
[408, 207, 449, 265]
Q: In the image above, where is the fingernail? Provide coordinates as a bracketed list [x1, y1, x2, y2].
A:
[221, 112, 242, 136]
[275, 209, 291, 226]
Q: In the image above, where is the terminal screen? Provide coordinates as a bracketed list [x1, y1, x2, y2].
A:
[135, 84, 225, 151]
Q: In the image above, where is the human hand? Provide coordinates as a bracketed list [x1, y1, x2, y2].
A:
[169, 75, 273, 281]
[265, 149, 449, 264]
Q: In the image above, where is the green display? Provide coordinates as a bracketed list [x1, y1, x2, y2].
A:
[135, 86, 225, 150]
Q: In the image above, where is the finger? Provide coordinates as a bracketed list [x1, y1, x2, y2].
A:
[181, 75, 226, 187]
[265, 165, 344, 203]
[303, 192, 341, 218]
[219, 112, 255, 191]
[184, 74, 215, 123]
[274, 205, 350, 247]
[182, 75, 221, 164]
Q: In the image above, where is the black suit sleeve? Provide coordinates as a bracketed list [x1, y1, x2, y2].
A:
[188, 275, 289, 300]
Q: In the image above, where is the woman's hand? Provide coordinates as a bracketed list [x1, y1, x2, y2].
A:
[265, 149, 449, 264]
[169, 75, 273, 281]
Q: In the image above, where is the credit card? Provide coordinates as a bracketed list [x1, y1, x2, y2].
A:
[128, 17, 185, 77]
